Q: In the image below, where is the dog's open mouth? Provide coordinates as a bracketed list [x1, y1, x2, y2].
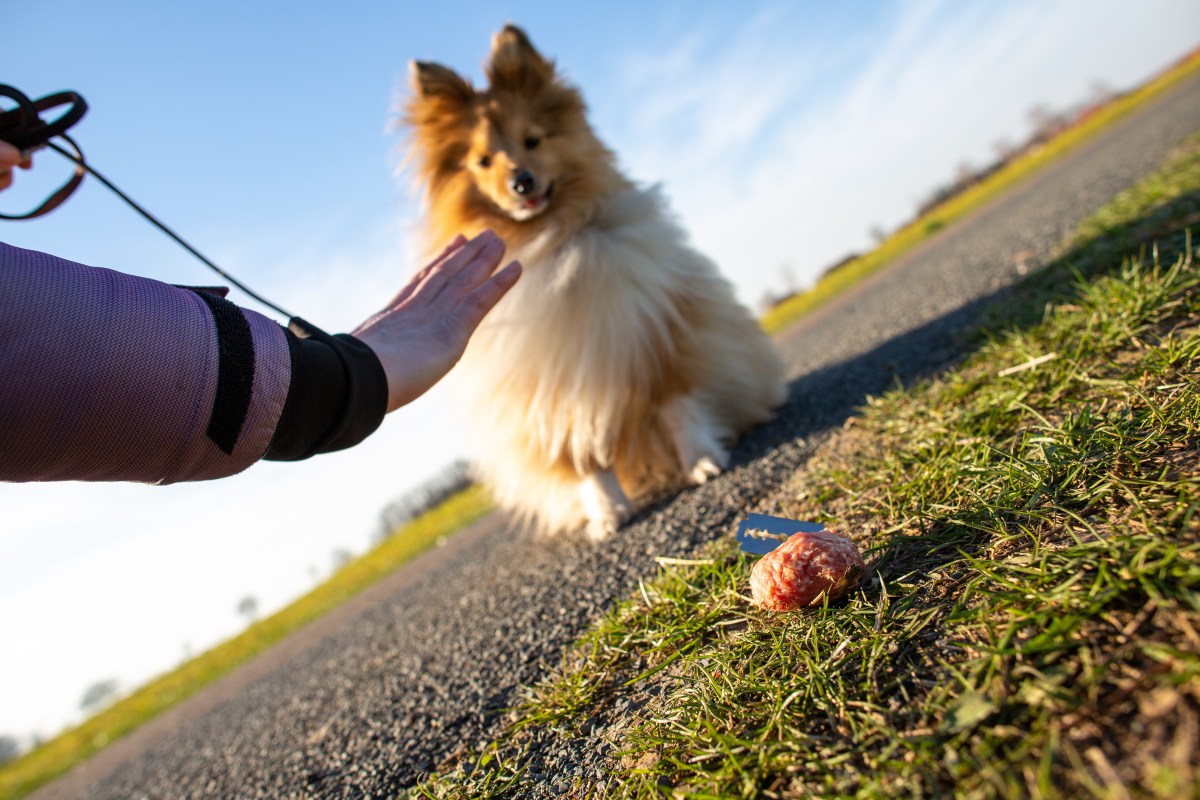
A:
[522, 181, 554, 211]
[509, 181, 554, 221]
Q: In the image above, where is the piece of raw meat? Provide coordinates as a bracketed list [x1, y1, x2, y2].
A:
[749, 530, 865, 611]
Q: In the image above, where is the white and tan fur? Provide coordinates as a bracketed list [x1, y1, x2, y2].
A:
[405, 25, 787, 538]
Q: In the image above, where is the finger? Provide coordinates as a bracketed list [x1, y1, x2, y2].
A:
[437, 233, 469, 260]
[421, 233, 471, 278]
[0, 168, 11, 192]
[385, 234, 468, 310]
[408, 229, 503, 307]
[454, 259, 522, 332]
[0, 141, 21, 169]
[445, 232, 515, 296]
[361, 235, 470, 332]
[440, 230, 502, 282]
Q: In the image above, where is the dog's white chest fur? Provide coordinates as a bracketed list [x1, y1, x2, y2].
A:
[450, 185, 786, 537]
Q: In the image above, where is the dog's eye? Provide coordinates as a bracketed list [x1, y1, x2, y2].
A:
[477, 154, 492, 168]
[524, 136, 540, 150]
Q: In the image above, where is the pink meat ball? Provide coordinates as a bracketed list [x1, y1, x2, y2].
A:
[749, 530, 866, 611]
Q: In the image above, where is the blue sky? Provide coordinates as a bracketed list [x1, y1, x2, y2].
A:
[2, 0, 1198, 744]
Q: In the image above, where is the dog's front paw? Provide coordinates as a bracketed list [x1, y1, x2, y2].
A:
[585, 510, 623, 541]
[580, 469, 631, 541]
[689, 455, 724, 485]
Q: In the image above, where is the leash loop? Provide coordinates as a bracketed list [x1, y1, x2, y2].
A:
[0, 85, 89, 220]
[0, 85, 88, 152]
[0, 84, 295, 318]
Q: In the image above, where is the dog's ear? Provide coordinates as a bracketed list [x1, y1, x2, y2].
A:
[410, 61, 475, 108]
[405, 61, 475, 184]
[486, 24, 555, 93]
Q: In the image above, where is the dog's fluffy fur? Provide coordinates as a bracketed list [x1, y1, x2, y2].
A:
[405, 25, 787, 537]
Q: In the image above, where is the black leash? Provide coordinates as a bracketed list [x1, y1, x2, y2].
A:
[0, 84, 295, 319]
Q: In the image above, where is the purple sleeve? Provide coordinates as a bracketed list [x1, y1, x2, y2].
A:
[0, 241, 291, 483]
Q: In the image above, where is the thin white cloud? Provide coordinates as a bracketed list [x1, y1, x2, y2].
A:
[599, 0, 1200, 308]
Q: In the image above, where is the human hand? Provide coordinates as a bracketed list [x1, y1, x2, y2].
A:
[352, 230, 522, 413]
[0, 140, 32, 192]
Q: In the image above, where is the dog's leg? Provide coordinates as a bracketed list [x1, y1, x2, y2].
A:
[690, 453, 725, 484]
[579, 468, 631, 540]
[664, 394, 730, 485]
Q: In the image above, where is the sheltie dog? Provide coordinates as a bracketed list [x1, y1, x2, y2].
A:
[404, 25, 787, 538]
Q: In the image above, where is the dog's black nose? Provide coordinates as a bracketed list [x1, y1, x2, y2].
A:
[511, 170, 536, 196]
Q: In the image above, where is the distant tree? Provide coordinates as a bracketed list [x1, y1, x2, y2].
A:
[0, 734, 19, 764]
[992, 137, 1016, 162]
[778, 263, 798, 296]
[917, 156, 988, 218]
[375, 460, 474, 541]
[868, 224, 888, 246]
[1088, 78, 1116, 106]
[330, 548, 353, 571]
[954, 160, 976, 187]
[236, 595, 259, 624]
[819, 253, 862, 281]
[1027, 102, 1067, 142]
[1026, 102, 1052, 130]
[80, 679, 119, 713]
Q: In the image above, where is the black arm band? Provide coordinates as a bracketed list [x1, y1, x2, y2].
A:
[264, 317, 388, 461]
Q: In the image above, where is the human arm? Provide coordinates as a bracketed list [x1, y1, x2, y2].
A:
[0, 241, 290, 482]
[0, 231, 519, 482]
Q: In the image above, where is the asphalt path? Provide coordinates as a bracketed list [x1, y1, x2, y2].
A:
[32, 71, 1200, 799]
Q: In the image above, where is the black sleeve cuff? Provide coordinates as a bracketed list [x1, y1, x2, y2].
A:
[264, 317, 389, 461]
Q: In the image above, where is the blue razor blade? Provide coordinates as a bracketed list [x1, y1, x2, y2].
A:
[737, 514, 825, 555]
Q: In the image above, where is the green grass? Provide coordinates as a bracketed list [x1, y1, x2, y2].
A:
[759, 47, 1200, 336]
[413, 134, 1200, 798]
[0, 485, 492, 800]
